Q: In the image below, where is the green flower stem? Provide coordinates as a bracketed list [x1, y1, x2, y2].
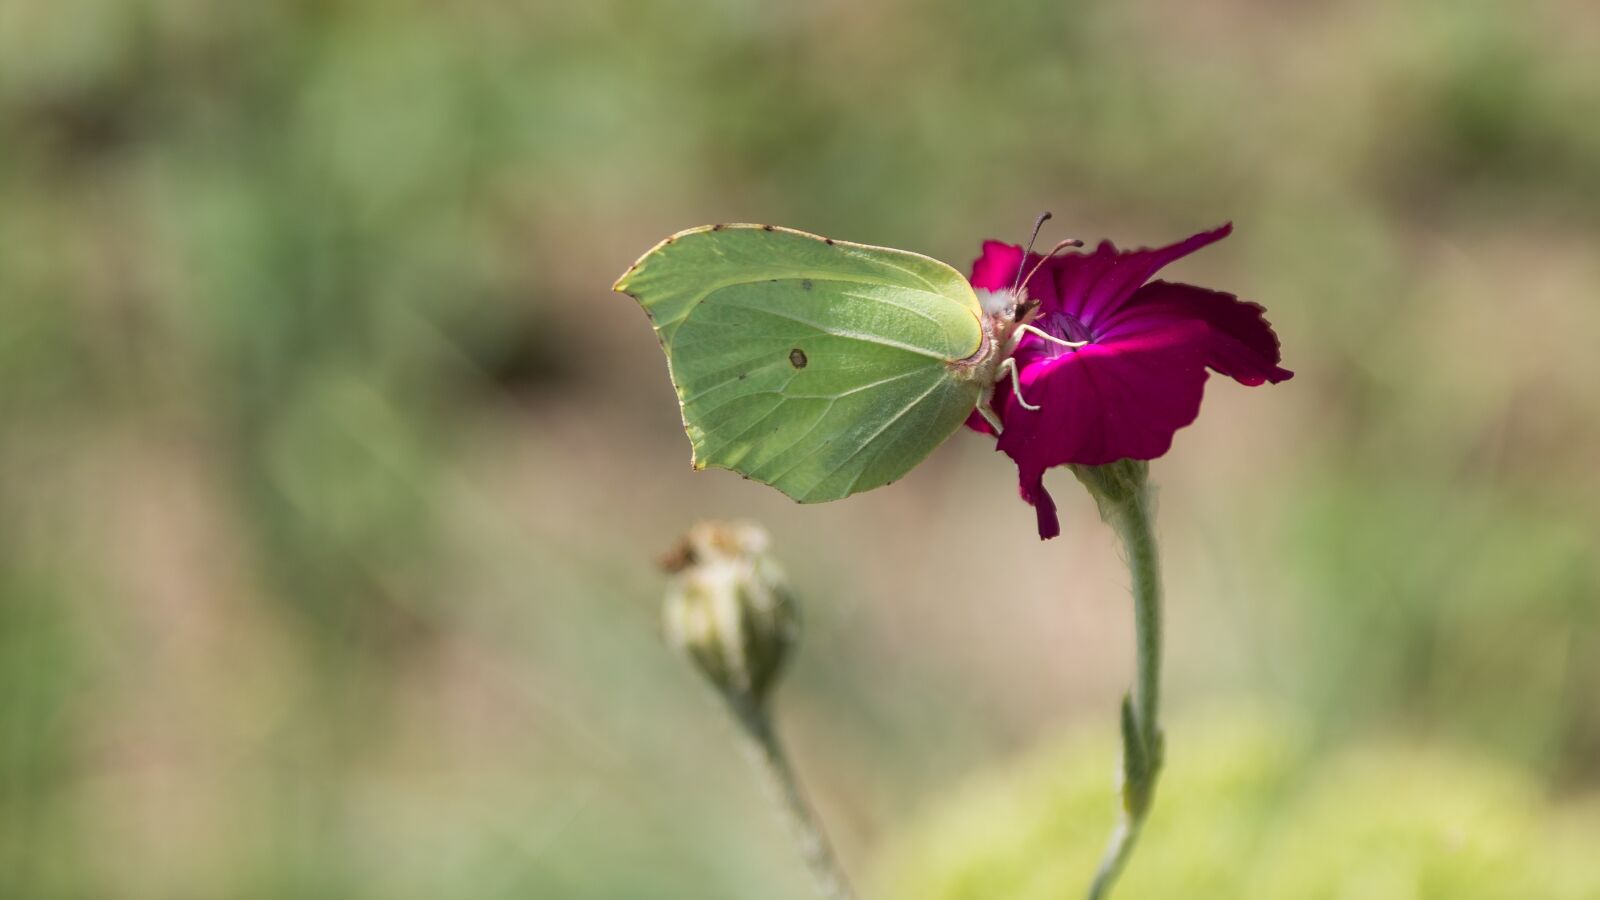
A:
[725, 694, 857, 900]
[1073, 461, 1165, 900]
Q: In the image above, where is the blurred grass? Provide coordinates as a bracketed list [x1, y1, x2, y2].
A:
[875, 708, 1600, 900]
[2, 0, 1598, 897]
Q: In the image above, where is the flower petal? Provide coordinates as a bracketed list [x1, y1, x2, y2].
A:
[1101, 280, 1294, 386]
[962, 225, 1290, 539]
[973, 224, 1238, 325]
[1019, 467, 1062, 540]
[996, 319, 1212, 472]
[964, 405, 998, 436]
[968, 240, 1026, 292]
[1045, 224, 1234, 325]
[978, 324, 1211, 538]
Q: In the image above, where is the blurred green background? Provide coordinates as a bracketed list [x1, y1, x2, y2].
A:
[2, 0, 1598, 897]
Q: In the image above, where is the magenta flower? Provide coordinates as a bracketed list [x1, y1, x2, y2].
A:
[964, 224, 1293, 539]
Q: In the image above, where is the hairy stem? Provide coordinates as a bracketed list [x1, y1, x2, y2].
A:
[726, 694, 857, 900]
[1075, 461, 1164, 900]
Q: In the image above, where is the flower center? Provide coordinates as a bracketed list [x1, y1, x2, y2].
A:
[1034, 311, 1093, 356]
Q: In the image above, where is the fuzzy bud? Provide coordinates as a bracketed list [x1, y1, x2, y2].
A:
[660, 521, 797, 705]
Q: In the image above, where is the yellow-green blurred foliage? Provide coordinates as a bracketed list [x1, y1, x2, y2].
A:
[876, 710, 1600, 900]
[2, 0, 1598, 897]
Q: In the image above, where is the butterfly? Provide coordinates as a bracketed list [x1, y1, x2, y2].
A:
[613, 217, 1081, 503]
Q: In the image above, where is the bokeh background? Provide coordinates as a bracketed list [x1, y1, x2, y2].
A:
[3, 0, 1598, 897]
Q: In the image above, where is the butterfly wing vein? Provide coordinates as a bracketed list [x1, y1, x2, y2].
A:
[615, 225, 985, 502]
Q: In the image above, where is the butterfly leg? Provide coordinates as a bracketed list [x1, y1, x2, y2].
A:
[998, 356, 1042, 412]
[977, 382, 1005, 434]
[1018, 323, 1087, 350]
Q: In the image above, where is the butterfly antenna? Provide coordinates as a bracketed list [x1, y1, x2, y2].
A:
[1009, 211, 1053, 298]
[1014, 237, 1085, 301]
[1009, 212, 1084, 300]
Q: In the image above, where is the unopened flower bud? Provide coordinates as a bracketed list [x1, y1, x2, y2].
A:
[660, 521, 797, 705]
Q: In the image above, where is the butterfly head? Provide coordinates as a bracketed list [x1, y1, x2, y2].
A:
[952, 213, 1085, 419]
[979, 212, 1082, 355]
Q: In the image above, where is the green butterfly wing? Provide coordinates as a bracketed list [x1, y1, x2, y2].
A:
[614, 224, 985, 503]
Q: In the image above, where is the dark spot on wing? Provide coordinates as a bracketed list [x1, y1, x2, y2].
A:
[801, 279, 813, 290]
[789, 348, 808, 369]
